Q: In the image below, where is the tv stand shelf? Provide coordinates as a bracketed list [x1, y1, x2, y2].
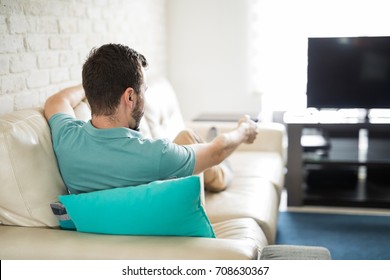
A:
[285, 117, 390, 208]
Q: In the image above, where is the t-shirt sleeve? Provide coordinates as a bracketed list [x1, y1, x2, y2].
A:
[48, 113, 85, 149]
[158, 139, 196, 179]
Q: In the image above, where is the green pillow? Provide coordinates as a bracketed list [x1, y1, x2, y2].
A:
[59, 176, 215, 238]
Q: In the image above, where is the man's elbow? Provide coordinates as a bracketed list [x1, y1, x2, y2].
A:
[43, 96, 56, 121]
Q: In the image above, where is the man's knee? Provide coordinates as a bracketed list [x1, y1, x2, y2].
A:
[173, 129, 203, 145]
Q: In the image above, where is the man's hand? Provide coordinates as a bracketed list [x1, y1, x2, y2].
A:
[44, 84, 86, 121]
[237, 115, 258, 144]
[191, 114, 259, 174]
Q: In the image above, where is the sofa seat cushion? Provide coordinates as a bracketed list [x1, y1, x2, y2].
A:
[205, 177, 279, 244]
[228, 151, 285, 195]
[0, 218, 264, 259]
[0, 109, 67, 227]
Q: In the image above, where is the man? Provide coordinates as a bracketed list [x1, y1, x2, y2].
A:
[44, 43, 258, 194]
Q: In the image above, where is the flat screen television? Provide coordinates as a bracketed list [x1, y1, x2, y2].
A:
[306, 36, 390, 110]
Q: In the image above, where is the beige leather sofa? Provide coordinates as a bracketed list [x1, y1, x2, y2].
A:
[0, 78, 286, 260]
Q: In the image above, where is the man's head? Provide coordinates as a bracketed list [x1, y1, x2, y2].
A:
[82, 44, 148, 129]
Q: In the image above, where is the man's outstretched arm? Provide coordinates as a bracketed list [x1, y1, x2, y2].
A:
[191, 115, 258, 174]
[44, 84, 86, 121]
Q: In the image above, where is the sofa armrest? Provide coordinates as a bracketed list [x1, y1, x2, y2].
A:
[187, 121, 287, 162]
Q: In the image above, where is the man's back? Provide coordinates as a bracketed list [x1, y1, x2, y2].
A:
[49, 113, 195, 194]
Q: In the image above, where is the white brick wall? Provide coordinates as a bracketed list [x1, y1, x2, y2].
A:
[0, 0, 167, 115]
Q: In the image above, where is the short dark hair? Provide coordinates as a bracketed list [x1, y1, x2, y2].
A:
[82, 44, 148, 116]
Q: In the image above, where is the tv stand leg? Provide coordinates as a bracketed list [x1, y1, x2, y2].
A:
[286, 124, 304, 206]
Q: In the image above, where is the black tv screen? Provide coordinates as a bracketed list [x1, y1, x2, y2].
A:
[306, 36, 390, 109]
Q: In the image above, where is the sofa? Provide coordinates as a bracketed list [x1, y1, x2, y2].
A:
[0, 77, 289, 260]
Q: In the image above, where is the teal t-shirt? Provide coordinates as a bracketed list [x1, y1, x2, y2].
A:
[49, 113, 196, 194]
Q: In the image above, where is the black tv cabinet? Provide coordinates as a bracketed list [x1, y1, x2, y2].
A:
[285, 113, 390, 208]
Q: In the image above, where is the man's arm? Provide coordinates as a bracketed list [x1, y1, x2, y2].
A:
[191, 115, 258, 174]
[44, 84, 86, 121]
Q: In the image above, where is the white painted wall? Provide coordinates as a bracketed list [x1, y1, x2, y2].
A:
[167, 0, 261, 121]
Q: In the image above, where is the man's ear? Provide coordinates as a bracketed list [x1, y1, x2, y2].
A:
[124, 87, 135, 106]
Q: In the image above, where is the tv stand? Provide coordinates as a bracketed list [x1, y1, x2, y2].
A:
[285, 111, 390, 208]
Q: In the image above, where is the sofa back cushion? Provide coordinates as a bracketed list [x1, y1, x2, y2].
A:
[0, 109, 67, 227]
[144, 78, 186, 140]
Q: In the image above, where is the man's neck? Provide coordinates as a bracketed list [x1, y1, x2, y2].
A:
[91, 114, 125, 129]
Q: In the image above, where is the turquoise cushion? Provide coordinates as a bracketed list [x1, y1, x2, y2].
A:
[59, 176, 215, 238]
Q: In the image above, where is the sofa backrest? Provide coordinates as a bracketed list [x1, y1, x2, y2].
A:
[143, 77, 186, 140]
[0, 109, 67, 227]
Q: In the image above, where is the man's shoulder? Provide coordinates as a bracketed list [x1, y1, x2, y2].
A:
[48, 113, 87, 147]
[48, 112, 73, 123]
[48, 113, 85, 127]
[139, 137, 176, 149]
